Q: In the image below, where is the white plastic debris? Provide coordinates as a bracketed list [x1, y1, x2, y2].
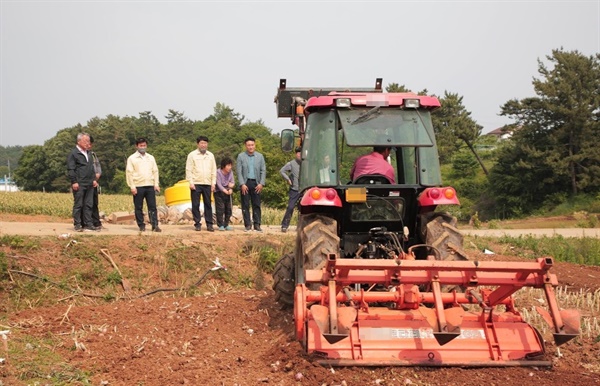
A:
[483, 248, 495, 255]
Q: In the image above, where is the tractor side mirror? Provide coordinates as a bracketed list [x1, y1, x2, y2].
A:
[281, 129, 296, 152]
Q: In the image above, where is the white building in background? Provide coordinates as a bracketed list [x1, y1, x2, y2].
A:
[0, 177, 19, 192]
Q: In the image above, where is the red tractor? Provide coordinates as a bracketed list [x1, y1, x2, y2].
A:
[272, 79, 579, 366]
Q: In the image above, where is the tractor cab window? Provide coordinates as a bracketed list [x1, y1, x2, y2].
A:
[337, 108, 442, 186]
[339, 109, 435, 147]
[300, 107, 443, 188]
[300, 110, 337, 190]
[351, 197, 405, 222]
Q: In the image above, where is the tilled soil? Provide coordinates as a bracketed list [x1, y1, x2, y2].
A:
[1, 217, 599, 385]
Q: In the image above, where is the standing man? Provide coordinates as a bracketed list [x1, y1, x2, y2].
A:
[67, 133, 96, 232]
[279, 147, 302, 233]
[186, 135, 217, 232]
[236, 137, 266, 232]
[88, 136, 103, 229]
[126, 137, 161, 232]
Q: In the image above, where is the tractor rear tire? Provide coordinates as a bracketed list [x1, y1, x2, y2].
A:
[299, 214, 339, 270]
[272, 253, 295, 308]
[420, 212, 468, 261]
[272, 214, 339, 308]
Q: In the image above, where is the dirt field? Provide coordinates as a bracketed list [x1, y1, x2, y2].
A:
[1, 215, 599, 385]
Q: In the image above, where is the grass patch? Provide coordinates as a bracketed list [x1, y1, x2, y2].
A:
[0, 235, 40, 251]
[9, 334, 93, 384]
[469, 234, 600, 266]
[256, 246, 281, 273]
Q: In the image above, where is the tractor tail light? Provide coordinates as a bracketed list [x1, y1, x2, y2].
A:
[301, 188, 343, 208]
[310, 189, 321, 200]
[444, 188, 456, 199]
[325, 188, 336, 200]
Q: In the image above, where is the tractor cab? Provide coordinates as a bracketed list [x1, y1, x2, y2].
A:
[281, 90, 458, 257]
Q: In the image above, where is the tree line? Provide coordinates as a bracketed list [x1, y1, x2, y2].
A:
[11, 103, 292, 208]
[7, 48, 599, 217]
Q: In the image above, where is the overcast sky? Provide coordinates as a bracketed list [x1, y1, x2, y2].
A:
[1, 0, 598, 147]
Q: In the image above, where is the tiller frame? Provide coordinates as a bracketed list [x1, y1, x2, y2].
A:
[295, 255, 580, 367]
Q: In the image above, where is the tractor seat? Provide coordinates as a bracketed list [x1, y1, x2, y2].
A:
[352, 174, 392, 185]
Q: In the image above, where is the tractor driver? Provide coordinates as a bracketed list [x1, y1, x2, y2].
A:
[350, 146, 396, 184]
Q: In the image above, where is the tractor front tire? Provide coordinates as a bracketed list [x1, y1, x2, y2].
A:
[272, 214, 339, 308]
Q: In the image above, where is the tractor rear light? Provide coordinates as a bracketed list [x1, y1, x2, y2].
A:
[404, 98, 420, 108]
[301, 187, 342, 207]
[444, 188, 456, 199]
[310, 189, 322, 200]
[418, 187, 460, 206]
[325, 188, 336, 200]
[336, 98, 351, 107]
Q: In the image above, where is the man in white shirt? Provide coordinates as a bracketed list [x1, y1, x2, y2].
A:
[186, 135, 217, 231]
[126, 137, 161, 232]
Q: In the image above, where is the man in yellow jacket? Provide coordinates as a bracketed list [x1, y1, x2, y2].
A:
[186, 135, 217, 231]
[126, 137, 161, 232]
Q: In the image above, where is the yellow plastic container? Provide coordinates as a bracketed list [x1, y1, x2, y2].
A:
[165, 180, 191, 207]
[164, 180, 214, 207]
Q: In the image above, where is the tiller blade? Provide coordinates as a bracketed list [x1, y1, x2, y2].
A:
[418, 306, 464, 346]
[535, 306, 580, 346]
[295, 256, 580, 367]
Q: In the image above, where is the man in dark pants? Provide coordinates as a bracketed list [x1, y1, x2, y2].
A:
[125, 138, 161, 232]
[279, 147, 302, 233]
[67, 133, 96, 232]
[236, 137, 266, 232]
[81, 135, 103, 229]
[185, 135, 217, 231]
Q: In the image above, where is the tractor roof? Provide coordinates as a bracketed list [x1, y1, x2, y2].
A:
[305, 92, 441, 110]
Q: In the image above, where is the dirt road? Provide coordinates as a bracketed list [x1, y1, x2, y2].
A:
[463, 227, 600, 238]
[0, 221, 294, 237]
[2, 219, 598, 238]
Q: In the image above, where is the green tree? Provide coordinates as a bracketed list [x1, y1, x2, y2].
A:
[0, 145, 23, 178]
[87, 117, 131, 193]
[386, 83, 411, 93]
[433, 92, 486, 174]
[12, 103, 293, 207]
[153, 137, 193, 189]
[13, 146, 53, 191]
[493, 49, 600, 213]
[205, 102, 245, 128]
[133, 111, 161, 145]
[450, 150, 478, 179]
